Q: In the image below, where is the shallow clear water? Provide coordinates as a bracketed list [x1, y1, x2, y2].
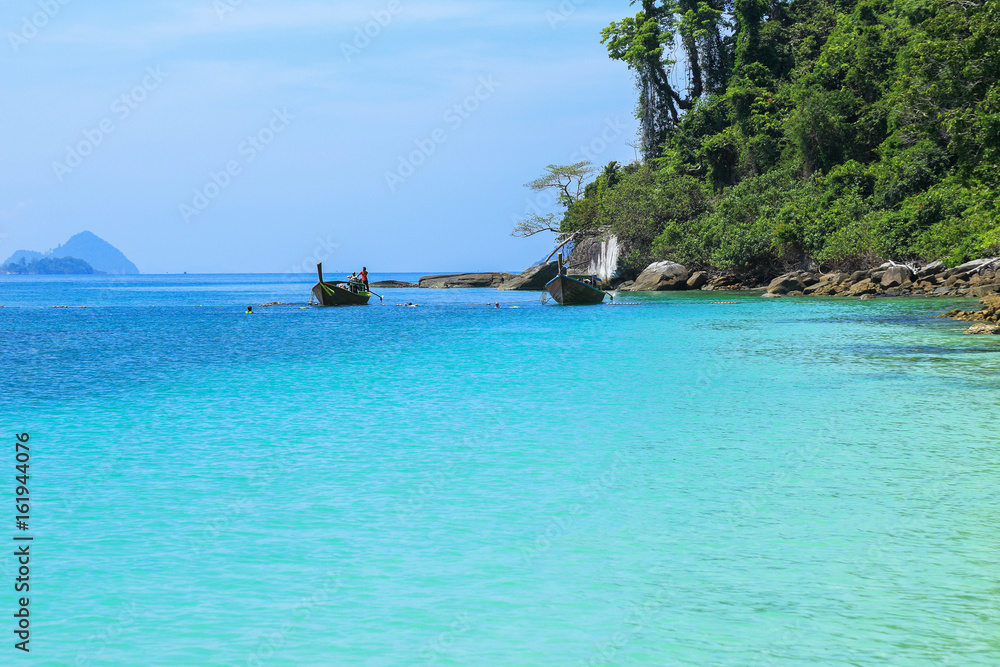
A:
[1, 274, 999, 665]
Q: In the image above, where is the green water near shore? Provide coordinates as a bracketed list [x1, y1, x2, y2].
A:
[1, 275, 998, 664]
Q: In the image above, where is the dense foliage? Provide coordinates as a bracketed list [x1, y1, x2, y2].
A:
[565, 0, 1000, 273]
[1, 256, 96, 274]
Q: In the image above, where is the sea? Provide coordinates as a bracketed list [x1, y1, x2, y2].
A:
[1, 273, 998, 665]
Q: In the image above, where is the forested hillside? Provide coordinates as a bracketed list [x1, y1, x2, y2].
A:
[561, 0, 999, 277]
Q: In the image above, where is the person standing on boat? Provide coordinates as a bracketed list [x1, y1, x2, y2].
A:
[346, 272, 358, 293]
[359, 267, 369, 292]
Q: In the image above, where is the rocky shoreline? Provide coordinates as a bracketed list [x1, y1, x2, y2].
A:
[938, 295, 1000, 334]
[754, 258, 1000, 299]
[415, 256, 1000, 300]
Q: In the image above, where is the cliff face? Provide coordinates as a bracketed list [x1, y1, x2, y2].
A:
[566, 235, 625, 282]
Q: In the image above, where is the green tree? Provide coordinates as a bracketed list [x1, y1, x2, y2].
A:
[511, 162, 594, 238]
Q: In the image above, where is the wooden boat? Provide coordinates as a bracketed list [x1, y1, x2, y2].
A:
[545, 253, 608, 305]
[311, 263, 380, 306]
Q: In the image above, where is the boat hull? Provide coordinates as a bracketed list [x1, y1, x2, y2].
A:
[545, 275, 606, 305]
[312, 282, 371, 306]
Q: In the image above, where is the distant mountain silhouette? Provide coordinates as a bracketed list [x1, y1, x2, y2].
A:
[3, 231, 139, 274]
[4, 250, 43, 265]
[1, 256, 97, 275]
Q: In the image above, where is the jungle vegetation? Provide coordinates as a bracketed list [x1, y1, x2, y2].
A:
[527, 0, 1000, 274]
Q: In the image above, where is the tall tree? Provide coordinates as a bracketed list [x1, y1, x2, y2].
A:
[603, 0, 730, 159]
[511, 162, 595, 237]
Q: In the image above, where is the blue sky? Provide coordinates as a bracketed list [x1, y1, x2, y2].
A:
[0, 0, 639, 273]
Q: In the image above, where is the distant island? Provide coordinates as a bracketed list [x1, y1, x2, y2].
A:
[2, 231, 139, 275]
[1, 256, 99, 275]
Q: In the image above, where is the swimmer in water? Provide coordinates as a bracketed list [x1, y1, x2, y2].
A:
[245, 306, 253, 314]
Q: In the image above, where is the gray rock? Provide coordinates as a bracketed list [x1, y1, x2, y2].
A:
[565, 234, 625, 282]
[880, 266, 913, 288]
[952, 258, 998, 274]
[848, 279, 877, 295]
[370, 280, 418, 288]
[945, 273, 968, 286]
[761, 291, 782, 298]
[767, 271, 819, 294]
[803, 281, 832, 295]
[916, 261, 944, 278]
[498, 261, 557, 291]
[628, 261, 690, 291]
[418, 273, 505, 288]
[965, 323, 1000, 335]
[797, 256, 820, 272]
[972, 284, 1000, 297]
[686, 271, 708, 289]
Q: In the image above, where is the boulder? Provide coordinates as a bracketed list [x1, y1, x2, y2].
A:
[847, 279, 877, 296]
[916, 261, 944, 278]
[849, 270, 868, 283]
[952, 258, 998, 275]
[686, 271, 708, 289]
[497, 261, 558, 291]
[760, 291, 782, 298]
[804, 281, 837, 296]
[971, 284, 1000, 297]
[965, 323, 1000, 334]
[944, 273, 968, 286]
[709, 276, 739, 289]
[880, 266, 913, 288]
[418, 273, 505, 288]
[370, 280, 418, 288]
[629, 261, 691, 291]
[766, 271, 820, 294]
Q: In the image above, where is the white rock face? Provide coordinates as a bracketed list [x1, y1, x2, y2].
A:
[566, 235, 621, 282]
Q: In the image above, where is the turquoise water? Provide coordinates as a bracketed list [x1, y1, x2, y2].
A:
[2, 274, 999, 665]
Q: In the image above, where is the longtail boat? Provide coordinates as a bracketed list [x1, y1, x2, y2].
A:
[311, 262, 381, 306]
[545, 252, 609, 305]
